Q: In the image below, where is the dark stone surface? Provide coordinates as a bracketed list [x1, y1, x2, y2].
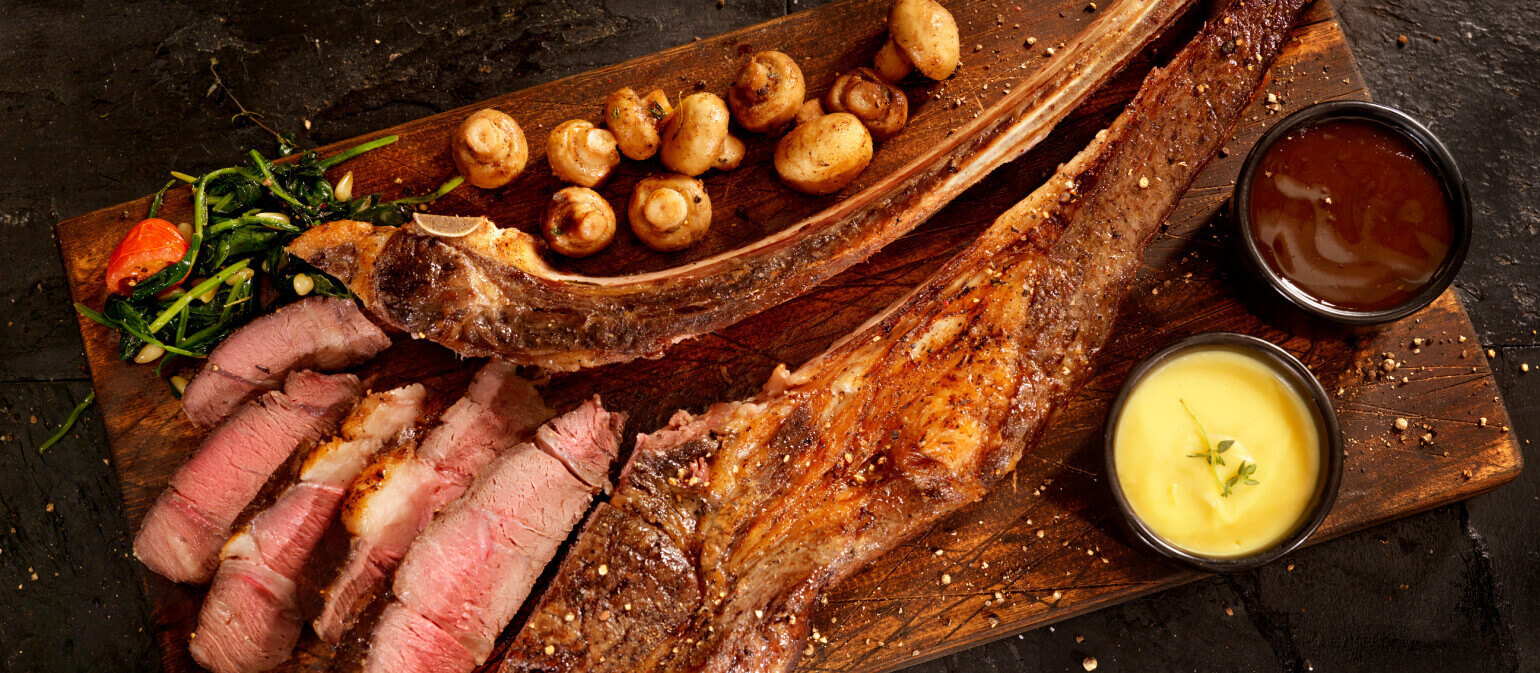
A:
[0, 0, 1534, 672]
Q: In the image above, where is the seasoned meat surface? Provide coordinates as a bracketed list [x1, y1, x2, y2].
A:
[502, 0, 1310, 670]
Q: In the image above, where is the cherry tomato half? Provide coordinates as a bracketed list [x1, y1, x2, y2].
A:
[105, 218, 190, 295]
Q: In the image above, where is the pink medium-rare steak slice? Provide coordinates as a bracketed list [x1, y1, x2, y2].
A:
[367, 606, 481, 673]
[362, 397, 623, 672]
[531, 397, 620, 490]
[313, 360, 552, 643]
[182, 296, 390, 427]
[134, 370, 361, 584]
[187, 482, 332, 673]
[287, 0, 1196, 372]
[502, 0, 1310, 670]
[190, 385, 427, 673]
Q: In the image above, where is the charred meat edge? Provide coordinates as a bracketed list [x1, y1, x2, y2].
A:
[290, 0, 1192, 371]
[502, 0, 1309, 670]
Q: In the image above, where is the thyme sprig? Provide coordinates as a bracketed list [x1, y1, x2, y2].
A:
[1180, 399, 1260, 497]
[1223, 461, 1261, 497]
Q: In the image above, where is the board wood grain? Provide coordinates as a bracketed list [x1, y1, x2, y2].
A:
[52, 0, 1522, 672]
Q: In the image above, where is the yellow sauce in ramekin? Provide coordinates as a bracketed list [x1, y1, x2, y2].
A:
[1113, 346, 1321, 558]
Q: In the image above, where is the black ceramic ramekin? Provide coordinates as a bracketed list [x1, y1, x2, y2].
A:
[1103, 332, 1344, 572]
[1232, 101, 1472, 325]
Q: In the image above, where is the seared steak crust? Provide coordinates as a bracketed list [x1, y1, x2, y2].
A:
[503, 0, 1311, 670]
[506, 505, 702, 673]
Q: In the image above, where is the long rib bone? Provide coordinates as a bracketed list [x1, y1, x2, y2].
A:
[291, 0, 1194, 371]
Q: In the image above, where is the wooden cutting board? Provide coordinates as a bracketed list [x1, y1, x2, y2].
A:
[53, 0, 1522, 672]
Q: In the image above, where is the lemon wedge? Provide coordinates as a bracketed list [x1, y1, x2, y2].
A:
[412, 213, 490, 238]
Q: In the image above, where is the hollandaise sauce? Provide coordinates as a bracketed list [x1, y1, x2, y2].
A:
[1113, 346, 1322, 558]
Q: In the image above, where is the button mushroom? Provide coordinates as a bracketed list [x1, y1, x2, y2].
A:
[660, 93, 745, 177]
[774, 112, 873, 195]
[873, 37, 914, 82]
[795, 99, 826, 126]
[548, 120, 622, 188]
[605, 88, 675, 160]
[717, 134, 746, 171]
[542, 186, 617, 258]
[451, 108, 529, 189]
[628, 173, 711, 251]
[728, 51, 806, 134]
[887, 0, 960, 80]
[824, 68, 908, 141]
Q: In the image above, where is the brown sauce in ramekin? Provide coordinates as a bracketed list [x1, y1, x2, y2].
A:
[1248, 118, 1454, 312]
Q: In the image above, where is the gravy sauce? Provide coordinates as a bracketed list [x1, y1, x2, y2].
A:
[1248, 118, 1454, 311]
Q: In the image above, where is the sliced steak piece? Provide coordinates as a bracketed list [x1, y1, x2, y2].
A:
[502, 0, 1310, 670]
[182, 296, 390, 427]
[363, 398, 623, 673]
[134, 370, 361, 584]
[186, 483, 330, 673]
[190, 385, 427, 673]
[532, 398, 619, 490]
[367, 606, 480, 673]
[314, 360, 551, 643]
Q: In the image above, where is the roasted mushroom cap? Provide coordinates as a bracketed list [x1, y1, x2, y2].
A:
[548, 119, 622, 188]
[451, 108, 530, 189]
[542, 186, 617, 258]
[605, 88, 675, 160]
[774, 112, 874, 195]
[716, 135, 746, 171]
[727, 51, 807, 134]
[889, 0, 960, 80]
[795, 99, 826, 127]
[661, 93, 743, 177]
[824, 68, 909, 141]
[873, 37, 914, 82]
[628, 173, 712, 251]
